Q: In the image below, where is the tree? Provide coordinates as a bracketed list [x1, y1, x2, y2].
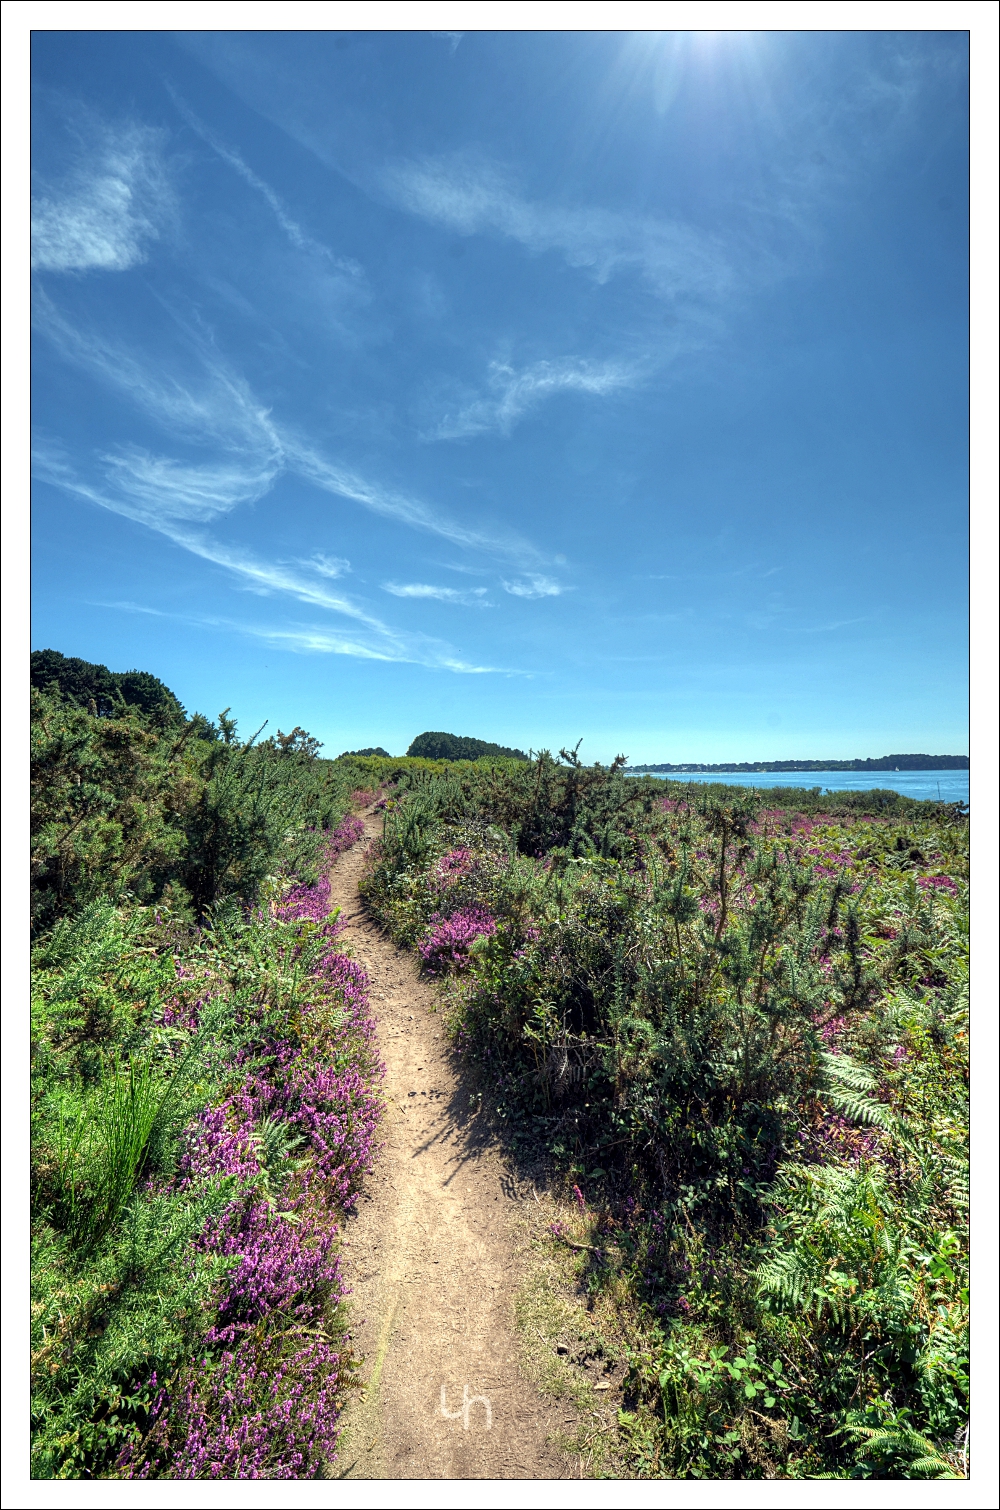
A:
[31, 650, 185, 725]
[406, 731, 528, 761]
[273, 726, 323, 758]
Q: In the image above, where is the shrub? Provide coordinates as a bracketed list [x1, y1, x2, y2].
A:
[418, 907, 497, 974]
[31, 686, 362, 930]
[406, 731, 528, 761]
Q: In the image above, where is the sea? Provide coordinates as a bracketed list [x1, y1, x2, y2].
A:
[627, 769, 969, 805]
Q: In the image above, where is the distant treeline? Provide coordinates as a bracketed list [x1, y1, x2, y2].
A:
[406, 731, 529, 762]
[629, 753, 969, 773]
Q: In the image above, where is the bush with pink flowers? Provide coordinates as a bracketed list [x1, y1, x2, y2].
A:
[418, 906, 496, 974]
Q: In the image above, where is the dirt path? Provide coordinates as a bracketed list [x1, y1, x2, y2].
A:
[330, 813, 578, 1480]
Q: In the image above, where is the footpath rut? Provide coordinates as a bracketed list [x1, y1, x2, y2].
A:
[330, 812, 576, 1480]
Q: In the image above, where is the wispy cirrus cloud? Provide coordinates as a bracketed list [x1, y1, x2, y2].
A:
[33, 296, 544, 564]
[301, 552, 351, 579]
[32, 117, 175, 274]
[96, 601, 507, 674]
[33, 287, 282, 470]
[382, 581, 490, 606]
[502, 574, 565, 600]
[431, 356, 636, 440]
[168, 89, 363, 277]
[799, 616, 872, 634]
[34, 443, 519, 674]
[430, 32, 463, 55]
[226, 620, 505, 673]
[32, 440, 378, 624]
[101, 445, 279, 523]
[382, 152, 732, 303]
[166, 534, 380, 623]
[285, 436, 539, 561]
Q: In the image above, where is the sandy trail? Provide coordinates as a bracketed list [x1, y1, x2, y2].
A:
[331, 813, 576, 1480]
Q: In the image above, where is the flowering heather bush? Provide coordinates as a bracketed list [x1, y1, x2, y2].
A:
[127, 1335, 346, 1480]
[121, 848, 379, 1479]
[418, 906, 496, 974]
[199, 1193, 342, 1345]
[276, 816, 365, 923]
[435, 846, 474, 887]
[817, 1013, 847, 1046]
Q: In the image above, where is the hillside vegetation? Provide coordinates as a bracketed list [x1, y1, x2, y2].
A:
[30, 661, 368, 935]
[30, 662, 385, 1479]
[358, 749, 970, 1480]
[29, 670, 969, 1480]
[32, 649, 186, 725]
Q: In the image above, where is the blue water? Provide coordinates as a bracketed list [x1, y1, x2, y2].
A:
[627, 769, 969, 804]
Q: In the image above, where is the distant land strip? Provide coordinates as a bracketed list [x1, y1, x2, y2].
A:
[627, 755, 969, 773]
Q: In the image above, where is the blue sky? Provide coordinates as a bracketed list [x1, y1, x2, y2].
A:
[30, 27, 969, 761]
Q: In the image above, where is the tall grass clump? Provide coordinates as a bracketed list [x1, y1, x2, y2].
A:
[54, 1050, 188, 1248]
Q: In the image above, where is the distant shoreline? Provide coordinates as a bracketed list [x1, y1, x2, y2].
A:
[627, 755, 969, 774]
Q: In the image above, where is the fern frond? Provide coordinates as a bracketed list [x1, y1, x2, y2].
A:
[755, 1248, 809, 1309]
[844, 1423, 963, 1478]
[908, 1457, 961, 1478]
[819, 1051, 896, 1131]
[819, 1050, 875, 1092]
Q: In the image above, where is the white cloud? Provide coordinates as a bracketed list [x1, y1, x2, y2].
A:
[101, 446, 279, 523]
[382, 153, 731, 302]
[95, 601, 504, 673]
[36, 446, 516, 674]
[32, 120, 174, 274]
[98, 600, 170, 617]
[433, 356, 636, 440]
[31, 441, 378, 627]
[167, 533, 382, 623]
[799, 616, 871, 634]
[225, 621, 410, 661]
[169, 90, 363, 276]
[286, 435, 539, 561]
[502, 574, 565, 599]
[237, 621, 503, 672]
[96, 600, 412, 664]
[33, 288, 282, 463]
[382, 582, 490, 606]
[34, 297, 540, 562]
[303, 552, 351, 579]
